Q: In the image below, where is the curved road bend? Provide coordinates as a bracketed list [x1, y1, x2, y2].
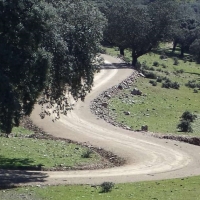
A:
[1, 54, 200, 186]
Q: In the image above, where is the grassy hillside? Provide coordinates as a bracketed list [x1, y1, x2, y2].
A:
[105, 45, 200, 135]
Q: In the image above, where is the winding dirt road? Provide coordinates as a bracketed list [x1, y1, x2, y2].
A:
[1, 54, 200, 186]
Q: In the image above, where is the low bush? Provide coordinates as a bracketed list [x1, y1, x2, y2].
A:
[162, 79, 180, 89]
[142, 70, 157, 79]
[160, 54, 168, 60]
[173, 57, 179, 65]
[194, 89, 198, 93]
[156, 76, 164, 83]
[149, 80, 157, 86]
[153, 61, 159, 67]
[177, 111, 197, 133]
[181, 111, 197, 122]
[100, 182, 115, 193]
[81, 149, 93, 158]
[161, 63, 167, 68]
[177, 120, 193, 132]
[149, 67, 155, 71]
[185, 80, 200, 89]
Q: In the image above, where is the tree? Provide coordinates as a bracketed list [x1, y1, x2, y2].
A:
[0, 0, 106, 134]
[172, 2, 200, 57]
[190, 38, 200, 63]
[124, 0, 177, 65]
[95, 0, 177, 66]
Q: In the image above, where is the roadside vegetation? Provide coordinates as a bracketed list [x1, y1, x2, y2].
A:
[0, 127, 102, 170]
[1, 176, 200, 200]
[105, 45, 200, 135]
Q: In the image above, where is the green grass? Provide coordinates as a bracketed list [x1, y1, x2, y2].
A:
[0, 137, 101, 170]
[1, 176, 200, 200]
[104, 46, 200, 135]
[11, 126, 34, 136]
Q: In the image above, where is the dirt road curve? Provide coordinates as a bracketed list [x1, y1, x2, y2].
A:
[1, 54, 200, 186]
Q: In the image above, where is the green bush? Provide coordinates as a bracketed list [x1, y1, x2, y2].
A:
[194, 89, 198, 93]
[161, 63, 167, 68]
[100, 182, 115, 193]
[177, 111, 197, 132]
[177, 120, 193, 132]
[181, 111, 197, 122]
[142, 70, 157, 79]
[185, 80, 200, 89]
[81, 149, 93, 158]
[149, 80, 157, 86]
[162, 79, 180, 89]
[156, 76, 163, 83]
[153, 61, 159, 67]
[173, 57, 179, 65]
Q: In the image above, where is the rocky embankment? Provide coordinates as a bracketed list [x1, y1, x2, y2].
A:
[90, 71, 141, 130]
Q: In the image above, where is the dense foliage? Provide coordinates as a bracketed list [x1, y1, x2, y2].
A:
[94, 0, 178, 65]
[0, 0, 106, 133]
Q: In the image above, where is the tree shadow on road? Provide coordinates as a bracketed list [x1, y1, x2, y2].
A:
[0, 169, 48, 188]
[0, 156, 48, 188]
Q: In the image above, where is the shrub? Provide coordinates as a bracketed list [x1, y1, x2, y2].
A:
[142, 70, 157, 79]
[81, 149, 93, 158]
[123, 57, 131, 63]
[156, 76, 163, 83]
[164, 71, 170, 75]
[149, 80, 157, 86]
[181, 111, 197, 122]
[162, 80, 171, 89]
[176, 69, 184, 74]
[153, 61, 159, 67]
[162, 80, 180, 89]
[161, 63, 167, 68]
[173, 57, 179, 65]
[194, 89, 198, 93]
[156, 68, 162, 72]
[160, 54, 168, 60]
[171, 82, 180, 89]
[149, 67, 155, 71]
[177, 120, 193, 132]
[100, 182, 115, 193]
[185, 80, 198, 89]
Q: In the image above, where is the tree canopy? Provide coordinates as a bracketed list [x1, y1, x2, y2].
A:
[94, 0, 178, 65]
[0, 0, 106, 133]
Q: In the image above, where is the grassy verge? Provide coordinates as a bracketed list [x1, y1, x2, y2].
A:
[104, 46, 200, 135]
[1, 176, 200, 200]
[0, 136, 100, 170]
[0, 126, 102, 170]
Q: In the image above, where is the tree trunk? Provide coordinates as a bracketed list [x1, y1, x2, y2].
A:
[132, 56, 138, 67]
[119, 47, 124, 56]
[181, 46, 184, 57]
[172, 40, 177, 52]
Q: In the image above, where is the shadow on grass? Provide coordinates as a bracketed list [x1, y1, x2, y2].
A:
[184, 71, 200, 76]
[100, 62, 132, 69]
[152, 48, 193, 61]
[0, 169, 48, 188]
[0, 156, 44, 170]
